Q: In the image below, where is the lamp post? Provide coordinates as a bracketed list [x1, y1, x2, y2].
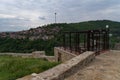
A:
[106, 25, 110, 50]
[106, 25, 109, 28]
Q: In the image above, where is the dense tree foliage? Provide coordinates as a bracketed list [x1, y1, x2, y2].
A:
[0, 38, 58, 55]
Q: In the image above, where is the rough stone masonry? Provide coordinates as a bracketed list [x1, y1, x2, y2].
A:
[17, 51, 95, 80]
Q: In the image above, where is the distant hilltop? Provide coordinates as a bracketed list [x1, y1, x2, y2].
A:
[0, 20, 120, 40]
[0, 26, 61, 40]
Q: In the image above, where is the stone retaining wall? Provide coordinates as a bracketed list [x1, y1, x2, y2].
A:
[0, 53, 32, 57]
[0, 47, 77, 62]
[17, 51, 95, 80]
[54, 47, 76, 62]
[0, 52, 55, 62]
[114, 43, 120, 50]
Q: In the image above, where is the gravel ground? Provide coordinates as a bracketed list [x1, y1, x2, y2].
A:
[65, 50, 120, 80]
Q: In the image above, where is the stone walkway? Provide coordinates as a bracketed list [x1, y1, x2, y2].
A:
[65, 50, 120, 80]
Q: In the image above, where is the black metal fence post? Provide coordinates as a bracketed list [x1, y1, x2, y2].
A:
[87, 31, 90, 51]
[63, 33, 66, 50]
[69, 32, 72, 52]
[107, 27, 110, 50]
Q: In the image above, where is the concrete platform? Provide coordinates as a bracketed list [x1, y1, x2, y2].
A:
[65, 50, 120, 80]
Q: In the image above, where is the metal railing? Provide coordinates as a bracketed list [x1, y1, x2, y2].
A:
[61, 28, 109, 55]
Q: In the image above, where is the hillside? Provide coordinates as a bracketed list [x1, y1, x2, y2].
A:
[0, 20, 119, 55]
[0, 26, 61, 40]
[0, 20, 120, 40]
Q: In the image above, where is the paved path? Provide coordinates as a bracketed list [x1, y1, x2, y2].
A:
[65, 50, 120, 80]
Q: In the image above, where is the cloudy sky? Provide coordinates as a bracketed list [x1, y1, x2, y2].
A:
[0, 0, 120, 32]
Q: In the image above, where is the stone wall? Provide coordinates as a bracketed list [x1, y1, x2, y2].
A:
[54, 47, 76, 62]
[0, 47, 77, 62]
[17, 51, 95, 80]
[0, 51, 55, 62]
[114, 43, 120, 50]
[0, 53, 32, 58]
[32, 51, 46, 58]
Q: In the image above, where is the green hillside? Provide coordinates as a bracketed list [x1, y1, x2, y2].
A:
[48, 20, 120, 36]
[0, 20, 119, 55]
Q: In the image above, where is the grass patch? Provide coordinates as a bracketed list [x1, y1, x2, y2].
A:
[0, 55, 59, 80]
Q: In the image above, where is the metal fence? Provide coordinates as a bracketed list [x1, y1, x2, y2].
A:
[61, 28, 109, 55]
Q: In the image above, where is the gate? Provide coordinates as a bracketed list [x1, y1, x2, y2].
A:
[61, 28, 109, 55]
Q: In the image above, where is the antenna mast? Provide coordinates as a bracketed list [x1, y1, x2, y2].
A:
[55, 12, 57, 23]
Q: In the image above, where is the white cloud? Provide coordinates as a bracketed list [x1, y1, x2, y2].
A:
[0, 0, 120, 31]
[0, 14, 16, 18]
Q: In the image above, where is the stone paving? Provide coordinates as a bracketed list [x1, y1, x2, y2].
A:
[65, 50, 120, 80]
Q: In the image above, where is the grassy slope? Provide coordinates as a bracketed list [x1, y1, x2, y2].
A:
[0, 55, 59, 80]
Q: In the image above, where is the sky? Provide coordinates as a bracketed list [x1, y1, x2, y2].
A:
[0, 0, 120, 32]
